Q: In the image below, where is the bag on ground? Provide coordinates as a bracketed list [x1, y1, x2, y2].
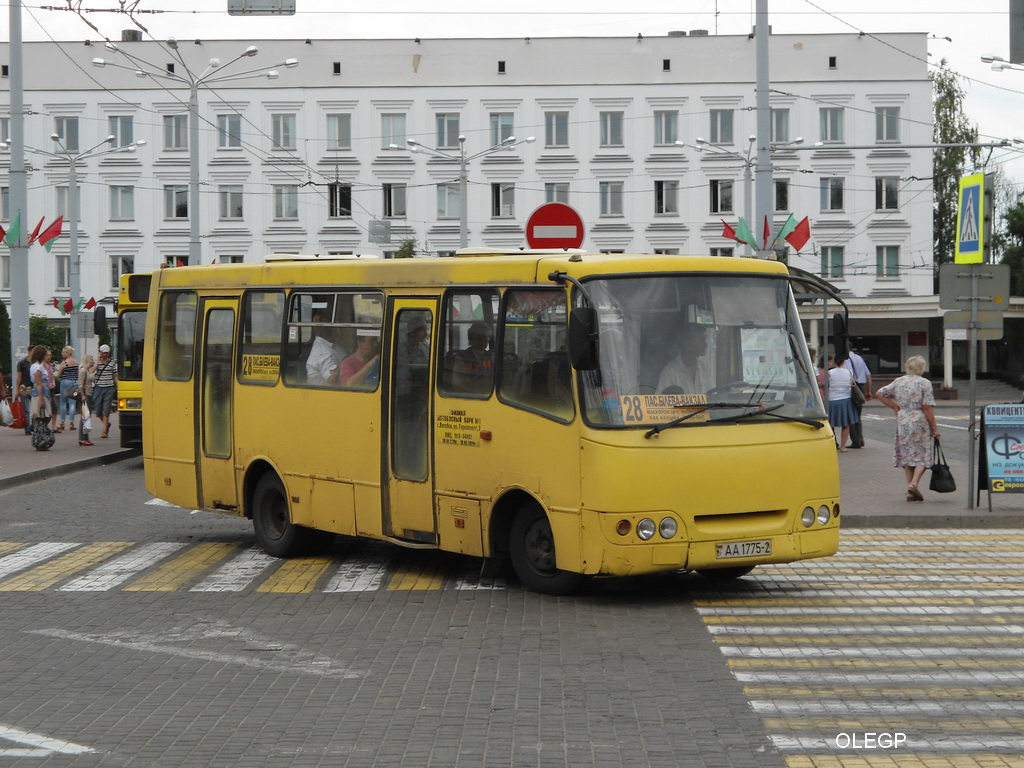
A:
[80, 401, 93, 433]
[9, 399, 26, 430]
[0, 399, 12, 427]
[929, 438, 956, 493]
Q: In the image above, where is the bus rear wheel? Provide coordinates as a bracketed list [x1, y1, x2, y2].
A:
[252, 473, 314, 557]
[509, 506, 582, 595]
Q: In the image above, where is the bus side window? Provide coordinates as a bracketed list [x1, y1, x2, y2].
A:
[155, 290, 196, 381]
[438, 289, 499, 397]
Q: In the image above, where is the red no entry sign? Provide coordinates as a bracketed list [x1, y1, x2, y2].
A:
[526, 203, 585, 249]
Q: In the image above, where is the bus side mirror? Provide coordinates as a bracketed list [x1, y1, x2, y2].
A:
[93, 306, 108, 336]
[568, 306, 598, 371]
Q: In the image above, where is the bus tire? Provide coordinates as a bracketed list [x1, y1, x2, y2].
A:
[252, 473, 314, 558]
[509, 506, 582, 595]
[696, 565, 756, 580]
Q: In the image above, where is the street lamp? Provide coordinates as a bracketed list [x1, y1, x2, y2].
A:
[92, 41, 298, 265]
[4, 134, 145, 353]
[677, 135, 802, 256]
[393, 134, 536, 249]
[981, 53, 1024, 72]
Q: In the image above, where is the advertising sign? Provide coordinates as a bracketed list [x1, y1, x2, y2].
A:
[981, 404, 1024, 493]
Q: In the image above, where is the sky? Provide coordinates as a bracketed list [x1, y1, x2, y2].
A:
[3, 0, 1024, 183]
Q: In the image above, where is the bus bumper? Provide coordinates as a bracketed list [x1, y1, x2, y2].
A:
[119, 411, 142, 449]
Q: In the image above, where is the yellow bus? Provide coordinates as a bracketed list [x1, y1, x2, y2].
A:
[116, 272, 151, 448]
[143, 251, 842, 594]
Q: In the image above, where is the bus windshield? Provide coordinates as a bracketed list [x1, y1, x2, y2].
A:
[577, 274, 825, 427]
[119, 309, 147, 382]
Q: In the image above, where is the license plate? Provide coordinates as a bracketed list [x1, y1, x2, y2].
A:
[716, 539, 772, 559]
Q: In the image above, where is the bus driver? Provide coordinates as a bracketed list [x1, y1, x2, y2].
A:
[657, 323, 713, 394]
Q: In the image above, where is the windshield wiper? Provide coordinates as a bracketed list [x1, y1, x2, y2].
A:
[644, 402, 753, 439]
[644, 401, 824, 438]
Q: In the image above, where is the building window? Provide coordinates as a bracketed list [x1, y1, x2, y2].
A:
[165, 256, 189, 268]
[820, 178, 844, 211]
[710, 109, 734, 144]
[54, 254, 69, 291]
[710, 179, 733, 214]
[436, 113, 460, 149]
[219, 185, 244, 219]
[54, 116, 79, 152]
[876, 245, 899, 277]
[545, 111, 569, 148]
[710, 247, 734, 257]
[382, 114, 406, 148]
[437, 183, 460, 219]
[654, 180, 678, 214]
[490, 112, 514, 145]
[163, 114, 187, 150]
[218, 255, 245, 264]
[771, 108, 790, 144]
[218, 114, 242, 148]
[383, 183, 407, 218]
[491, 183, 515, 218]
[819, 107, 844, 143]
[599, 181, 623, 216]
[654, 110, 678, 145]
[327, 114, 351, 150]
[0, 117, 8, 144]
[272, 114, 297, 150]
[545, 182, 569, 204]
[774, 179, 790, 212]
[876, 107, 900, 142]
[56, 186, 69, 218]
[110, 186, 134, 220]
[0, 186, 8, 220]
[164, 185, 188, 219]
[821, 246, 844, 278]
[110, 255, 134, 290]
[654, 248, 679, 254]
[109, 115, 133, 148]
[273, 184, 299, 219]
[875, 177, 899, 211]
[599, 111, 624, 147]
[2, 253, 10, 290]
[329, 183, 352, 217]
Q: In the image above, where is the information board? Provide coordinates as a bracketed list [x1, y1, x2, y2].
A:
[980, 403, 1024, 493]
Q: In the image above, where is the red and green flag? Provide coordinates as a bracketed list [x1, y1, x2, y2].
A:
[26, 216, 44, 246]
[37, 216, 63, 252]
[3, 212, 21, 247]
[784, 217, 812, 252]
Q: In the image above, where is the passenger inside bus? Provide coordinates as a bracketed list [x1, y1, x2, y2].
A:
[450, 321, 494, 394]
[657, 323, 714, 394]
[305, 311, 348, 385]
[340, 329, 381, 388]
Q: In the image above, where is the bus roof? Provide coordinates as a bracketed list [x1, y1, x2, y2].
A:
[151, 252, 791, 292]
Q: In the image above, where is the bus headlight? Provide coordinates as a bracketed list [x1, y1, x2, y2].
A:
[615, 520, 631, 536]
[636, 518, 656, 541]
[659, 517, 678, 539]
[817, 506, 831, 526]
[124, 398, 141, 409]
[801, 507, 815, 528]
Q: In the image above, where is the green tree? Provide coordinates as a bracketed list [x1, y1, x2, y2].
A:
[999, 194, 1024, 296]
[29, 316, 68, 353]
[0, 300, 10, 382]
[395, 238, 418, 259]
[932, 61, 981, 272]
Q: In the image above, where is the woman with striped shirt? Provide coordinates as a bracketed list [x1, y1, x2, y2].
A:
[57, 345, 79, 432]
[91, 344, 118, 439]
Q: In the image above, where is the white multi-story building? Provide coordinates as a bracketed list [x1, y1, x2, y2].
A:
[1, 31, 935, 373]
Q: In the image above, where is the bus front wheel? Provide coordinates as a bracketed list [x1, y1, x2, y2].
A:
[252, 473, 313, 558]
[696, 565, 756, 580]
[509, 506, 582, 595]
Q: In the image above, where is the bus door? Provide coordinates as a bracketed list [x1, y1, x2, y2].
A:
[383, 301, 437, 542]
[195, 298, 239, 511]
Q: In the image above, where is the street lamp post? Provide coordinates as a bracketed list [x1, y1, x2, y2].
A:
[5, 134, 145, 353]
[92, 42, 298, 265]
[396, 134, 536, 249]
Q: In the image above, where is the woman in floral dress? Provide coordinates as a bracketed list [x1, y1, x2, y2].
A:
[874, 355, 940, 502]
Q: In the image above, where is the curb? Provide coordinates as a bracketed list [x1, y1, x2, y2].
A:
[843, 513, 1024, 529]
[0, 449, 140, 493]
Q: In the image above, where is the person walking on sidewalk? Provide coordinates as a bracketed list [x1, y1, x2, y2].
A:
[15, 350, 33, 435]
[91, 344, 118, 439]
[874, 355, 940, 502]
[843, 347, 872, 448]
[56, 345, 79, 433]
[78, 353, 96, 446]
[827, 352, 859, 452]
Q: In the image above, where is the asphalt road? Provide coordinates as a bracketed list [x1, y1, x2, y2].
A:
[0, 457, 1020, 767]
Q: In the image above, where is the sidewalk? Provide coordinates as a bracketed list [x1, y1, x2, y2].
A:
[0, 411, 137, 493]
[1, 402, 1021, 527]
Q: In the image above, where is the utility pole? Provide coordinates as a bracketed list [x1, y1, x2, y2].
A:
[7, 0, 29, 376]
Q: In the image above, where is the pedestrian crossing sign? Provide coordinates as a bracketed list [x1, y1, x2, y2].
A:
[955, 173, 985, 264]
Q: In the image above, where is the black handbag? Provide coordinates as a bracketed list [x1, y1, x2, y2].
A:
[850, 382, 866, 406]
[31, 419, 55, 451]
[929, 439, 956, 493]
